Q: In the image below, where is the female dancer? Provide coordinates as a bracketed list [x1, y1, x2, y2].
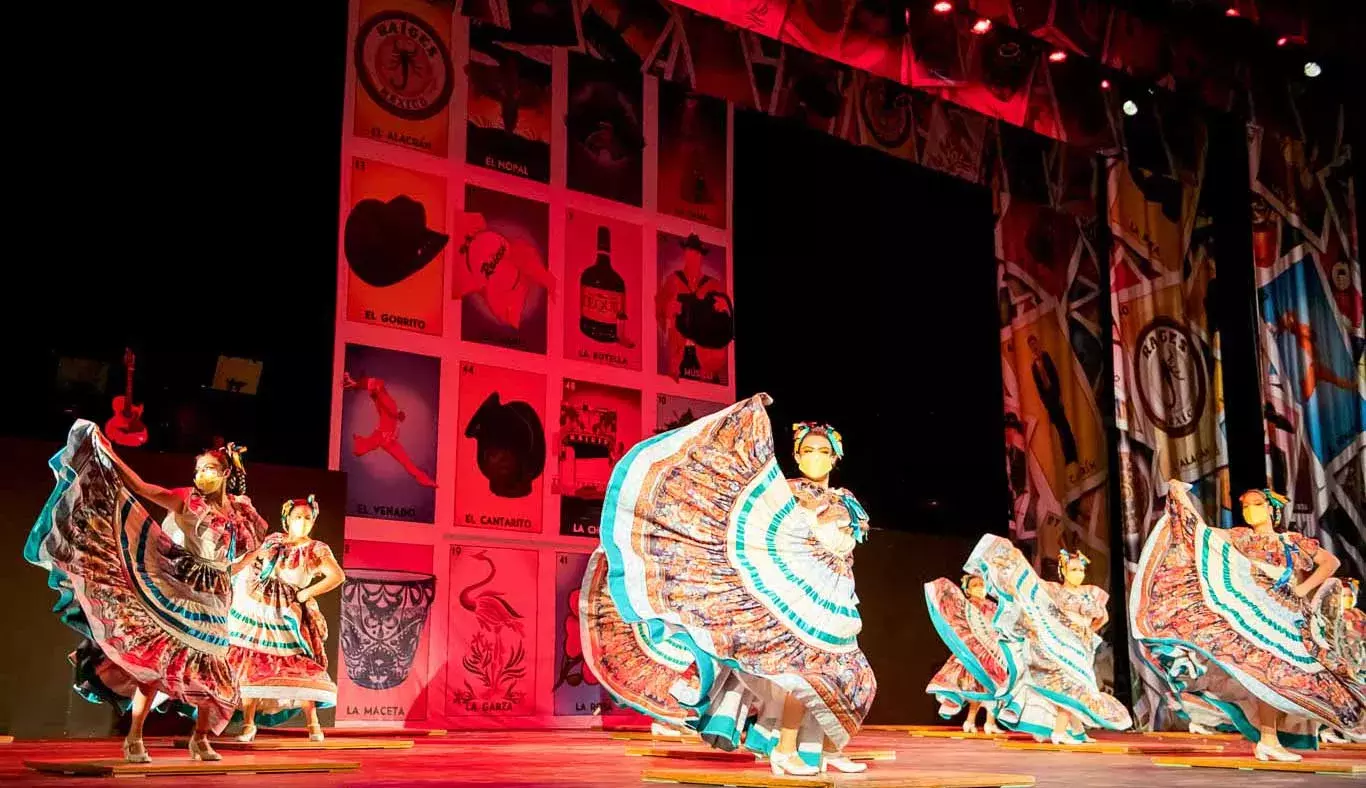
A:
[945, 535, 1131, 743]
[25, 422, 267, 762]
[1130, 484, 1364, 761]
[229, 496, 344, 742]
[582, 396, 876, 776]
[1320, 579, 1364, 744]
[925, 575, 1004, 734]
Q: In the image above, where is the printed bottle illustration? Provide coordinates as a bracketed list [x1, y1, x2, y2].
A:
[579, 226, 627, 344]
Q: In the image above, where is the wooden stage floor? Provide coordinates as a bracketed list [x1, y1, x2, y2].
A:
[0, 729, 1356, 786]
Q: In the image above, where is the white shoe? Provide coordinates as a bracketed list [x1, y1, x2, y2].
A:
[962, 718, 978, 734]
[1049, 732, 1072, 745]
[983, 720, 1003, 735]
[122, 737, 151, 764]
[822, 753, 868, 773]
[1254, 739, 1302, 762]
[307, 724, 325, 743]
[1321, 728, 1350, 744]
[651, 722, 682, 737]
[235, 724, 257, 743]
[188, 734, 222, 762]
[1188, 723, 1215, 736]
[770, 751, 819, 776]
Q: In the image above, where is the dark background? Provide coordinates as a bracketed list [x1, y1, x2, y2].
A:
[9, 3, 349, 469]
[734, 110, 1009, 538]
[0, 436, 346, 739]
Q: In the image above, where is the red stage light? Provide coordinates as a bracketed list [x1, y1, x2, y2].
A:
[971, 18, 992, 34]
[933, 1, 953, 13]
[1225, 7, 1239, 16]
[1100, 79, 1111, 89]
[1048, 50, 1068, 63]
[1276, 36, 1288, 46]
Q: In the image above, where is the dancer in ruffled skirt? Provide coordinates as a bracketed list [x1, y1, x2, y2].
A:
[925, 575, 1005, 734]
[582, 395, 876, 776]
[25, 422, 266, 762]
[1130, 484, 1364, 761]
[229, 495, 344, 741]
[943, 535, 1132, 743]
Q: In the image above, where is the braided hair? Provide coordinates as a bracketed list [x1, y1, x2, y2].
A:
[200, 441, 249, 496]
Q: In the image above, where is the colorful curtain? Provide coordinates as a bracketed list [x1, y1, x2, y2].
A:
[1105, 108, 1232, 730]
[992, 126, 1116, 692]
[1249, 105, 1365, 586]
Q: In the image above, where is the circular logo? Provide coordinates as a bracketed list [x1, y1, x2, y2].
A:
[858, 79, 913, 150]
[1133, 317, 1207, 438]
[355, 11, 453, 121]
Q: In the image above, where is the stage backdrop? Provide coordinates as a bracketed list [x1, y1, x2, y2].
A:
[331, 0, 736, 729]
[1106, 104, 1232, 731]
[0, 437, 346, 740]
[1249, 101, 1365, 586]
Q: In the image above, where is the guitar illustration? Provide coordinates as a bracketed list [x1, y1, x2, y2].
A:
[105, 348, 148, 447]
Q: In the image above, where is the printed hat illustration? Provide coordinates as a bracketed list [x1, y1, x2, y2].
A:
[345, 195, 450, 288]
[465, 392, 546, 498]
[679, 233, 710, 255]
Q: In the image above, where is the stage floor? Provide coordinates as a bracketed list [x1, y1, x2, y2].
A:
[0, 729, 1355, 786]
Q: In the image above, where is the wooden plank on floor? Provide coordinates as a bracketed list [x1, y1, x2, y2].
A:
[1321, 742, 1366, 752]
[613, 731, 704, 742]
[639, 768, 1035, 787]
[24, 756, 360, 777]
[1133, 731, 1241, 742]
[998, 741, 1224, 755]
[627, 748, 895, 763]
[171, 737, 413, 750]
[1151, 756, 1365, 774]
[863, 725, 949, 732]
[261, 726, 446, 737]
[909, 732, 1010, 741]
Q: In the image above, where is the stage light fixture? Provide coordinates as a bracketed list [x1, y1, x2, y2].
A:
[1048, 50, 1067, 63]
[1276, 36, 1288, 47]
[1122, 100, 1139, 116]
[1100, 79, 1111, 89]
[1303, 61, 1321, 77]
[933, 1, 953, 13]
[1225, 6, 1239, 16]
[971, 18, 992, 34]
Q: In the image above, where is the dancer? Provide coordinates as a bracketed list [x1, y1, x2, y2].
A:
[1130, 484, 1364, 761]
[1321, 578, 1365, 745]
[950, 536, 1131, 743]
[925, 574, 1005, 734]
[344, 371, 437, 488]
[582, 397, 876, 776]
[229, 495, 344, 742]
[25, 422, 267, 763]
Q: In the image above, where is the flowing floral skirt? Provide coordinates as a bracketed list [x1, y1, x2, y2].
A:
[964, 535, 1132, 741]
[584, 395, 876, 768]
[1130, 495, 1366, 747]
[924, 578, 1007, 719]
[228, 567, 337, 727]
[24, 421, 238, 733]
